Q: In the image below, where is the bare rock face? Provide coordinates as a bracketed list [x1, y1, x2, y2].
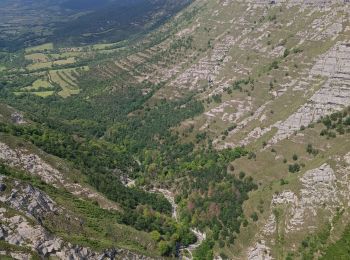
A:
[0, 142, 63, 185]
[248, 161, 350, 258]
[270, 42, 350, 144]
[336, 152, 350, 206]
[235, 42, 350, 146]
[0, 179, 59, 220]
[169, 33, 240, 92]
[10, 112, 26, 125]
[0, 142, 119, 211]
[263, 164, 339, 234]
[0, 176, 152, 260]
[248, 240, 273, 260]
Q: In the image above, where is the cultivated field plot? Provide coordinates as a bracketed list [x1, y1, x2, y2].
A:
[25, 43, 54, 54]
[15, 78, 54, 97]
[23, 79, 54, 91]
[25, 53, 50, 63]
[13, 67, 88, 98]
[48, 67, 88, 98]
[26, 57, 77, 71]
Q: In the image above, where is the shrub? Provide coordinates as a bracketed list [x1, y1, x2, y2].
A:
[239, 171, 246, 179]
[289, 163, 300, 173]
[158, 241, 170, 256]
[250, 212, 259, 222]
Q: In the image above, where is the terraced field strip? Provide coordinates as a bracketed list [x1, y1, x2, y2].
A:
[52, 57, 76, 66]
[60, 70, 78, 85]
[48, 68, 84, 98]
[25, 43, 53, 54]
[27, 61, 53, 71]
[22, 79, 54, 91]
[13, 91, 55, 97]
[25, 53, 50, 62]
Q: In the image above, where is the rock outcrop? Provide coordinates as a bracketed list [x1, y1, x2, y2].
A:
[248, 240, 273, 260]
[0, 176, 152, 260]
[0, 142, 119, 211]
[248, 159, 350, 259]
[270, 42, 350, 144]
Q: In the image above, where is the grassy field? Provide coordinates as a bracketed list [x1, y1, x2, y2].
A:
[49, 68, 87, 97]
[26, 57, 77, 71]
[19, 78, 55, 97]
[53, 57, 76, 66]
[13, 91, 55, 97]
[25, 43, 54, 54]
[26, 61, 53, 71]
[92, 43, 118, 50]
[25, 53, 50, 62]
[15, 59, 88, 97]
[50, 52, 83, 59]
[23, 79, 53, 91]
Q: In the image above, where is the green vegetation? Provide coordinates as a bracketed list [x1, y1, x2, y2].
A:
[25, 43, 54, 54]
[321, 224, 350, 259]
[288, 163, 300, 173]
[0, 93, 256, 250]
[0, 55, 256, 254]
[319, 108, 350, 138]
[306, 143, 319, 156]
[3, 1, 347, 259]
[0, 164, 158, 255]
[0, 240, 40, 260]
[298, 223, 331, 259]
[193, 239, 214, 260]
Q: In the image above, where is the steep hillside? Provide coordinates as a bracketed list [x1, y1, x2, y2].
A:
[0, 0, 350, 259]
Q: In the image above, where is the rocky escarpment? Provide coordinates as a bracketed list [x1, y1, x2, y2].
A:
[221, 40, 350, 149]
[0, 141, 120, 211]
[247, 154, 350, 259]
[263, 164, 339, 234]
[0, 175, 153, 260]
[1, 182, 60, 222]
[248, 240, 272, 260]
[190, 0, 349, 150]
[270, 42, 350, 144]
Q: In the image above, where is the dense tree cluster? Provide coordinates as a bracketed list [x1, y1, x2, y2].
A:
[319, 107, 350, 138]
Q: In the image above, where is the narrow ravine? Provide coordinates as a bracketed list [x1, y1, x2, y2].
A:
[151, 188, 206, 259]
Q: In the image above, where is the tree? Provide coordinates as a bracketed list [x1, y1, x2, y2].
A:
[150, 230, 161, 241]
[158, 240, 170, 256]
[239, 171, 246, 179]
[289, 163, 300, 173]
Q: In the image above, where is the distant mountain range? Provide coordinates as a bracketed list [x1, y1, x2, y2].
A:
[0, 0, 192, 49]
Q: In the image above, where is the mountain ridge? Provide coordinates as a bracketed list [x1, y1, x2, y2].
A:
[1, 0, 350, 259]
